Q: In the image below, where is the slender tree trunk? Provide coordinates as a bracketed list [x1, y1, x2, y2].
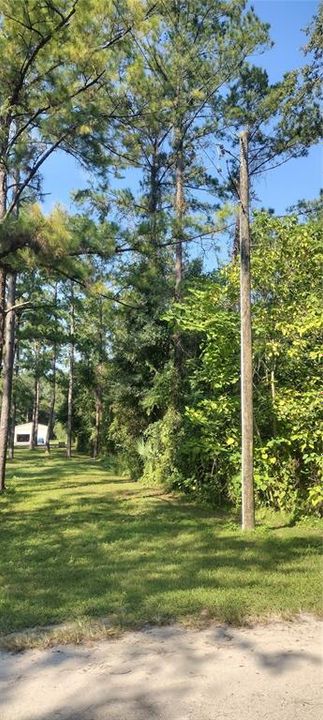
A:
[46, 283, 58, 454]
[239, 129, 255, 530]
[46, 346, 57, 454]
[149, 137, 159, 247]
[66, 283, 75, 459]
[270, 366, 277, 436]
[1, 166, 20, 473]
[8, 409, 15, 460]
[93, 386, 102, 459]
[8, 330, 19, 460]
[0, 273, 17, 491]
[34, 378, 40, 447]
[93, 296, 103, 459]
[29, 339, 40, 450]
[0, 269, 6, 373]
[0, 166, 7, 375]
[270, 369, 275, 403]
[0, 166, 6, 213]
[172, 130, 185, 397]
[30, 375, 40, 449]
[174, 135, 184, 300]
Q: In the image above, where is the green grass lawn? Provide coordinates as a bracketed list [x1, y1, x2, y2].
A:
[0, 450, 322, 648]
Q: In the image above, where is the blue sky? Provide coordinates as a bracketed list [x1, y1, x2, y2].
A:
[41, 0, 321, 220]
[250, 0, 321, 214]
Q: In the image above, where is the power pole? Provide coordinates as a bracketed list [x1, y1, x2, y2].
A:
[239, 129, 255, 530]
[66, 282, 75, 459]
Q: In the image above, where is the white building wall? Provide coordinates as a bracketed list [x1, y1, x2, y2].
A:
[14, 423, 48, 446]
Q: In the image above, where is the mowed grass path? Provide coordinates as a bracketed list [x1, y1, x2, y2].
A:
[0, 450, 322, 643]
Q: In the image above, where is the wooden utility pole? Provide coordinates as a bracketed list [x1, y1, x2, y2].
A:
[239, 129, 255, 530]
[66, 282, 75, 459]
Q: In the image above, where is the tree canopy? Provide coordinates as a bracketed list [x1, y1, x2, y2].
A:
[0, 0, 322, 520]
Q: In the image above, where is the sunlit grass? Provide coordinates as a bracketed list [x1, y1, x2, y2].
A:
[0, 450, 322, 648]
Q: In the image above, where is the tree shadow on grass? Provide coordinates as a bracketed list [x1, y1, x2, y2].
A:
[5, 461, 110, 483]
[0, 477, 321, 637]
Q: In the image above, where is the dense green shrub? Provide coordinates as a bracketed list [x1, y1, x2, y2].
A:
[167, 213, 323, 514]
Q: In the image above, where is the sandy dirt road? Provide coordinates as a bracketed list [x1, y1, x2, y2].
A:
[0, 617, 322, 720]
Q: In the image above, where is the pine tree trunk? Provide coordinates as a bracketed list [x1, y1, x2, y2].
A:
[0, 269, 6, 373]
[149, 137, 159, 247]
[239, 129, 255, 530]
[93, 297, 103, 459]
[174, 136, 184, 300]
[0, 165, 7, 375]
[46, 346, 57, 454]
[0, 273, 17, 491]
[93, 387, 102, 459]
[8, 331, 19, 461]
[8, 399, 16, 461]
[173, 131, 185, 392]
[46, 282, 58, 454]
[30, 375, 40, 449]
[9, 404, 16, 461]
[66, 284, 75, 459]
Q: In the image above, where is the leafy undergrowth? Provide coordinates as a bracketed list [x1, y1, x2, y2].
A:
[0, 450, 322, 650]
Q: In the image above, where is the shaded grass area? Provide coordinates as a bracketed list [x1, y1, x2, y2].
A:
[0, 450, 322, 647]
